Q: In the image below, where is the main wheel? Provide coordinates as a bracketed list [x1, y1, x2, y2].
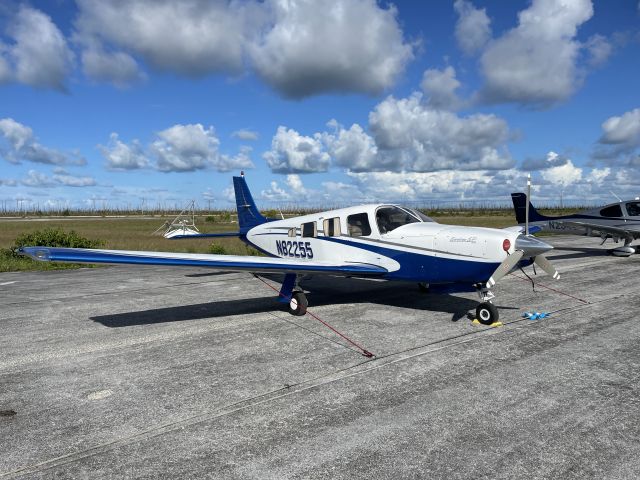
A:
[287, 291, 308, 316]
[476, 302, 499, 325]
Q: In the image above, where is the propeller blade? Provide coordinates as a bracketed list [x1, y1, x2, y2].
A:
[533, 255, 560, 280]
[487, 250, 524, 288]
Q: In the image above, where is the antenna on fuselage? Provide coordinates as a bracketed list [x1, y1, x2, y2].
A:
[525, 173, 531, 236]
[610, 191, 622, 202]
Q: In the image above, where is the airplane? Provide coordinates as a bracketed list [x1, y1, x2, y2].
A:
[511, 192, 640, 257]
[20, 173, 559, 326]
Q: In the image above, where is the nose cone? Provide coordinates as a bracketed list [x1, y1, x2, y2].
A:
[515, 234, 553, 257]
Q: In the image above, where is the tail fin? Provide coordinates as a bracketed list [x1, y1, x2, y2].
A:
[510, 192, 549, 223]
[234, 174, 267, 233]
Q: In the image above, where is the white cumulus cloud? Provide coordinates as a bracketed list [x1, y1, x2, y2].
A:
[454, 0, 491, 55]
[75, 0, 248, 80]
[366, 93, 513, 172]
[479, 0, 594, 107]
[264, 126, 330, 173]
[232, 129, 259, 141]
[100, 124, 254, 173]
[53, 173, 97, 187]
[323, 122, 378, 171]
[154, 124, 246, 172]
[599, 108, 640, 146]
[81, 43, 145, 87]
[21, 170, 56, 188]
[594, 108, 640, 164]
[541, 159, 583, 187]
[99, 133, 150, 170]
[420, 66, 462, 110]
[0, 118, 85, 166]
[248, 0, 413, 98]
[2, 6, 73, 90]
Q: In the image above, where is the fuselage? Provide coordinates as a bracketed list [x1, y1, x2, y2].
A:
[533, 200, 640, 238]
[243, 204, 522, 284]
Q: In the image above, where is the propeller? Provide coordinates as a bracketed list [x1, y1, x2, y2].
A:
[487, 250, 524, 288]
[532, 254, 560, 280]
[486, 234, 560, 288]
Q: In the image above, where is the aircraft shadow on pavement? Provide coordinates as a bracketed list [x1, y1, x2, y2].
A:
[90, 277, 514, 328]
[547, 246, 611, 261]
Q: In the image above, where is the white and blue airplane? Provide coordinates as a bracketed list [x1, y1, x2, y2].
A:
[20, 174, 559, 325]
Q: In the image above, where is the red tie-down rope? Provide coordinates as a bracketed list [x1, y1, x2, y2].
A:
[509, 272, 590, 304]
[253, 275, 375, 358]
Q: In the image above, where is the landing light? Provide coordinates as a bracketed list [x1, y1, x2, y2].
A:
[502, 239, 511, 252]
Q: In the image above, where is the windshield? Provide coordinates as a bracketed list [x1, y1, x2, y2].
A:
[626, 202, 640, 217]
[376, 206, 422, 234]
[404, 208, 434, 223]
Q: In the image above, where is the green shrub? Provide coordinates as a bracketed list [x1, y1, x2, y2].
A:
[244, 246, 263, 256]
[205, 215, 216, 223]
[9, 228, 103, 258]
[208, 243, 227, 254]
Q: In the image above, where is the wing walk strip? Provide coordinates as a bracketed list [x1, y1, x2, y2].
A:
[1, 294, 627, 479]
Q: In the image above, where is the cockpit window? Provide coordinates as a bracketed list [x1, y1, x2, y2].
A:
[376, 206, 421, 234]
[625, 202, 640, 217]
[600, 204, 623, 218]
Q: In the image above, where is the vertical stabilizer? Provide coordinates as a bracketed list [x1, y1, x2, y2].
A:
[234, 174, 267, 233]
[511, 193, 550, 223]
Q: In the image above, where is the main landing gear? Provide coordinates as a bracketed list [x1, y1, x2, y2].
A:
[475, 284, 499, 325]
[603, 235, 636, 257]
[288, 291, 308, 316]
[278, 273, 308, 316]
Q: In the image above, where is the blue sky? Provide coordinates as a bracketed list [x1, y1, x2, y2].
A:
[0, 0, 639, 211]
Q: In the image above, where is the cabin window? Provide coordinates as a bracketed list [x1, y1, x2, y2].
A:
[600, 204, 623, 218]
[376, 206, 421, 234]
[323, 217, 341, 237]
[288, 228, 297, 237]
[302, 221, 317, 238]
[625, 202, 640, 217]
[347, 213, 371, 237]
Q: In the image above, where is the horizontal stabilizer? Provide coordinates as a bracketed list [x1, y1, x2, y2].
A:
[168, 232, 241, 240]
[503, 225, 542, 235]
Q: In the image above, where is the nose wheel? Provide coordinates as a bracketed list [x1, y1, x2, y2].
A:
[288, 291, 308, 316]
[476, 302, 499, 325]
[474, 283, 499, 325]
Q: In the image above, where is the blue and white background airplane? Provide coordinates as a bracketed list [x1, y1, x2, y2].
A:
[21, 174, 559, 325]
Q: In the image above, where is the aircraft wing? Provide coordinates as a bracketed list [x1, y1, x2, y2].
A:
[19, 247, 388, 276]
[558, 221, 640, 239]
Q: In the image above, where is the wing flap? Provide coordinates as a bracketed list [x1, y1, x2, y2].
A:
[19, 247, 388, 276]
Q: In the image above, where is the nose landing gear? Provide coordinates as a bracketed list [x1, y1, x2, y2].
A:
[475, 284, 499, 325]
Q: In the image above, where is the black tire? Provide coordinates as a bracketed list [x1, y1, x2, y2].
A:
[476, 302, 499, 325]
[287, 292, 308, 316]
[418, 282, 430, 293]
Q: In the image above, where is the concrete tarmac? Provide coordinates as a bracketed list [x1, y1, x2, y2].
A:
[1, 235, 639, 479]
